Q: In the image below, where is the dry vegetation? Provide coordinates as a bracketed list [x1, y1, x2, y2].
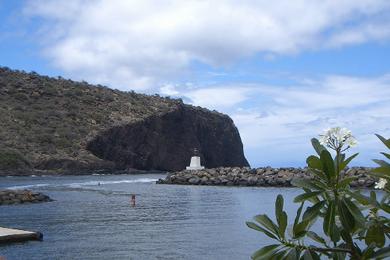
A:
[0, 67, 182, 172]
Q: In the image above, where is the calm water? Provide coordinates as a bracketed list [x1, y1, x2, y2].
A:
[0, 174, 302, 260]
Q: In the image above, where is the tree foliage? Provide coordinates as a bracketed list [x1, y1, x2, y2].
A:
[247, 131, 390, 259]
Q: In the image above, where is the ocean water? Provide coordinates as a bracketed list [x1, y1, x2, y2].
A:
[0, 174, 303, 260]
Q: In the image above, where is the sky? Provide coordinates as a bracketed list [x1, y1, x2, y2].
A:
[1, 0, 390, 167]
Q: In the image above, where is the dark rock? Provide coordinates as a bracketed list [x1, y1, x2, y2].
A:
[188, 177, 200, 185]
[0, 189, 52, 205]
[87, 104, 249, 171]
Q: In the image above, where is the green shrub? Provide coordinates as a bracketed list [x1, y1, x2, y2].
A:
[0, 150, 31, 170]
[247, 128, 389, 259]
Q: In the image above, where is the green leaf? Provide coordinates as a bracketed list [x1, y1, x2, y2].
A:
[294, 191, 322, 203]
[372, 247, 390, 259]
[246, 221, 279, 240]
[293, 220, 310, 239]
[380, 202, 390, 213]
[380, 152, 390, 160]
[274, 195, 288, 239]
[272, 248, 290, 260]
[294, 203, 304, 228]
[361, 243, 376, 259]
[302, 201, 326, 222]
[375, 134, 390, 149]
[337, 176, 357, 189]
[307, 169, 328, 182]
[330, 224, 341, 243]
[343, 197, 365, 226]
[370, 170, 390, 180]
[255, 214, 280, 239]
[310, 179, 328, 190]
[306, 231, 326, 245]
[252, 244, 280, 260]
[346, 190, 370, 205]
[311, 138, 327, 156]
[340, 153, 358, 171]
[306, 155, 323, 171]
[284, 248, 298, 260]
[323, 201, 335, 236]
[278, 211, 287, 239]
[370, 191, 377, 202]
[275, 195, 283, 218]
[303, 250, 321, 260]
[365, 224, 385, 248]
[320, 150, 335, 180]
[293, 203, 309, 238]
[373, 159, 390, 168]
[338, 199, 355, 232]
[291, 178, 324, 191]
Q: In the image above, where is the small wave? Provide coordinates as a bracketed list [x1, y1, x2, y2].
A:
[4, 178, 158, 190]
[6, 183, 50, 190]
[68, 178, 158, 188]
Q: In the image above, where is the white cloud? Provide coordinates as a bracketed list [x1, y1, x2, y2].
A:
[229, 74, 390, 166]
[24, 0, 390, 90]
[159, 84, 180, 96]
[184, 87, 253, 109]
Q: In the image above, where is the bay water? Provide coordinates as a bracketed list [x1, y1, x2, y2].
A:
[0, 174, 303, 260]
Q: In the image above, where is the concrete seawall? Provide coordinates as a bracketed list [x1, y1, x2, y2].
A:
[157, 167, 375, 187]
[0, 227, 43, 243]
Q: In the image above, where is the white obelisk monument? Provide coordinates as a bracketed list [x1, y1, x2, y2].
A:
[186, 148, 205, 170]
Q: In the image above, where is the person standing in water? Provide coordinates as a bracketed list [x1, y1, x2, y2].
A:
[130, 194, 136, 207]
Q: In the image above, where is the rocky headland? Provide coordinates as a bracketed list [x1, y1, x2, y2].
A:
[0, 190, 52, 205]
[157, 167, 376, 188]
[0, 67, 248, 175]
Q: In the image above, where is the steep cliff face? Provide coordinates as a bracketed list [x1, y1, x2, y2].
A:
[0, 67, 249, 174]
[87, 105, 249, 171]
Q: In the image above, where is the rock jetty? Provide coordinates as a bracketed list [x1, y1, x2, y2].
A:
[157, 167, 376, 188]
[0, 190, 52, 205]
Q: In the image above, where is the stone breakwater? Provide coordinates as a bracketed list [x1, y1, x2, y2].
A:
[0, 190, 52, 205]
[156, 167, 376, 188]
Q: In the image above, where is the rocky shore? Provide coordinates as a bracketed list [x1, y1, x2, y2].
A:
[157, 167, 376, 188]
[0, 190, 52, 205]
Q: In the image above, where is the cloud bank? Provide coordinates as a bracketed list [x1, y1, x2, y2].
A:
[24, 0, 390, 90]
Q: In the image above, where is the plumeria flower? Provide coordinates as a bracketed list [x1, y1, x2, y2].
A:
[374, 178, 388, 189]
[319, 127, 357, 151]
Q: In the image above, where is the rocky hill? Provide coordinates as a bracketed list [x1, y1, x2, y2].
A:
[0, 67, 249, 175]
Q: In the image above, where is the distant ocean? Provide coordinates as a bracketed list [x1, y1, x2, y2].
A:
[0, 174, 302, 260]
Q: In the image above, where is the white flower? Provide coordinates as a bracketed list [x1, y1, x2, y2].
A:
[346, 137, 358, 147]
[319, 127, 357, 151]
[374, 178, 388, 189]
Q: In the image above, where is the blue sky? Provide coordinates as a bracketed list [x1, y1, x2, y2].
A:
[1, 0, 390, 167]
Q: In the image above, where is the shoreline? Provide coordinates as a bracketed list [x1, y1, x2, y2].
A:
[157, 166, 376, 188]
[0, 169, 167, 177]
[0, 166, 378, 189]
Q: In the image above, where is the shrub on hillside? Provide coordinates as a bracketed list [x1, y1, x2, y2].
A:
[0, 149, 31, 170]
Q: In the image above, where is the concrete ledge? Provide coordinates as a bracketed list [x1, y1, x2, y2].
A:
[0, 227, 43, 244]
